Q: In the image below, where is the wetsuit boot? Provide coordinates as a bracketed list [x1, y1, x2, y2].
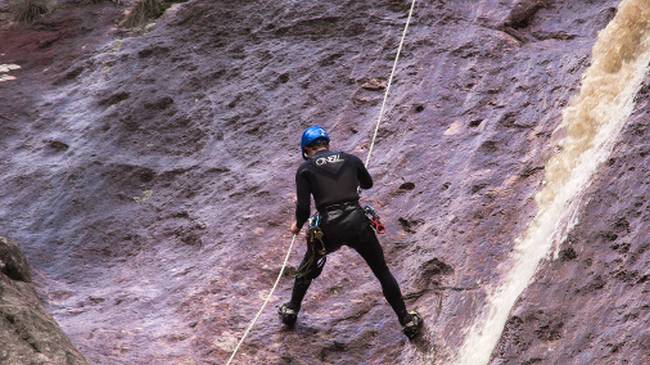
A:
[402, 310, 423, 340]
[278, 303, 298, 327]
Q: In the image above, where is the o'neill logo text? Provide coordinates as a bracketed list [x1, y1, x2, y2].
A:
[315, 154, 343, 166]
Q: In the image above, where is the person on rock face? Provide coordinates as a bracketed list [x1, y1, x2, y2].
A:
[279, 125, 422, 340]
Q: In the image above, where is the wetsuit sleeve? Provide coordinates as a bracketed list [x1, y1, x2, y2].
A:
[295, 167, 311, 229]
[355, 155, 373, 189]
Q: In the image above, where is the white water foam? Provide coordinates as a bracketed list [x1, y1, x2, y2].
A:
[454, 1, 650, 364]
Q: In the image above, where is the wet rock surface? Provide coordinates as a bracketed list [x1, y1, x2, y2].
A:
[0, 0, 647, 364]
[490, 75, 650, 365]
[1, 236, 88, 365]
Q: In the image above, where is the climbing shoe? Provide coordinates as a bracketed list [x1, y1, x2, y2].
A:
[402, 311, 422, 340]
[278, 303, 298, 327]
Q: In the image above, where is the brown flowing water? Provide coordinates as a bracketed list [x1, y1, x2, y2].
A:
[454, 0, 650, 363]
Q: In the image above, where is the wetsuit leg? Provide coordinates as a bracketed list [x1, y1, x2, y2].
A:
[288, 244, 323, 311]
[352, 230, 410, 325]
[288, 276, 310, 312]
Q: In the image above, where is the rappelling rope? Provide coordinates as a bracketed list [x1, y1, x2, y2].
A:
[225, 1, 416, 363]
[365, 0, 417, 168]
[225, 234, 297, 365]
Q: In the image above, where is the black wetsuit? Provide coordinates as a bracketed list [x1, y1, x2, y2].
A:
[288, 150, 410, 325]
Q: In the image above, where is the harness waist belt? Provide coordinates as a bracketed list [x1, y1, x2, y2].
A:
[318, 200, 360, 213]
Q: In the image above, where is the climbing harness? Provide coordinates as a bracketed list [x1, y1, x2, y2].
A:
[294, 214, 327, 279]
[225, 0, 417, 363]
[363, 205, 386, 234]
[295, 204, 384, 278]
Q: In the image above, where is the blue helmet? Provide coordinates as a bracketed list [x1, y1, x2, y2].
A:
[300, 125, 330, 159]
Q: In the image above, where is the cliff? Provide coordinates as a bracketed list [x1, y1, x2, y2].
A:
[0, 0, 647, 364]
[1, 236, 88, 365]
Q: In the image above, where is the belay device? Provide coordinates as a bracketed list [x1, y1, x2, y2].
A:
[363, 205, 385, 234]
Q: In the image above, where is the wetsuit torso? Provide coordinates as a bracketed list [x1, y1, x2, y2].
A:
[294, 150, 372, 229]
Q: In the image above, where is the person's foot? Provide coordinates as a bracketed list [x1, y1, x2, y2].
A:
[402, 310, 422, 340]
[278, 303, 298, 327]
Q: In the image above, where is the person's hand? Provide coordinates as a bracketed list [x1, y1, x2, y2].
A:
[290, 221, 300, 235]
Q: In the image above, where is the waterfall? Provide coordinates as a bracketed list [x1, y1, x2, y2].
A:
[454, 1, 650, 364]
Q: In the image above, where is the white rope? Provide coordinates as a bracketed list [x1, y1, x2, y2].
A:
[225, 1, 416, 363]
[224, 234, 297, 365]
[364, 0, 417, 168]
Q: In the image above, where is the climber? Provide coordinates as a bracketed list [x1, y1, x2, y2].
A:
[278, 125, 422, 340]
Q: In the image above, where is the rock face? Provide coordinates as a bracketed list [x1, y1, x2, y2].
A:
[491, 74, 650, 365]
[0, 236, 88, 365]
[0, 0, 647, 365]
